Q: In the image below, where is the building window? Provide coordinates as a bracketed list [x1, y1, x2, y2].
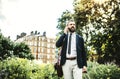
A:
[38, 47, 40, 53]
[42, 37, 44, 41]
[35, 37, 37, 40]
[47, 49, 50, 53]
[42, 43, 44, 47]
[32, 53, 36, 58]
[51, 44, 55, 48]
[29, 41, 33, 46]
[34, 48, 37, 53]
[34, 41, 37, 46]
[50, 44, 53, 48]
[52, 44, 55, 48]
[52, 55, 55, 58]
[39, 37, 41, 40]
[47, 44, 50, 48]
[41, 48, 45, 53]
[29, 42, 31, 45]
[38, 54, 41, 59]
[47, 39, 50, 42]
[38, 42, 41, 46]
[52, 49, 55, 53]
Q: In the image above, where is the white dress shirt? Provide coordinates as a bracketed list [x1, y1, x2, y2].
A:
[66, 32, 77, 58]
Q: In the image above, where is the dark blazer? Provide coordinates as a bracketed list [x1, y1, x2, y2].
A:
[56, 33, 87, 68]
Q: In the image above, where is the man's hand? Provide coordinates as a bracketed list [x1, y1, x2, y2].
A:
[82, 66, 87, 73]
[64, 26, 69, 34]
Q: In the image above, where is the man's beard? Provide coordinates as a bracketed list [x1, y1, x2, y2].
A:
[68, 27, 75, 33]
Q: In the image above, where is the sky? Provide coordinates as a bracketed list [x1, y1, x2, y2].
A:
[0, 0, 74, 40]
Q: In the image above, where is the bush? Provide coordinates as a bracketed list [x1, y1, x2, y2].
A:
[0, 58, 120, 79]
[83, 61, 120, 79]
[0, 35, 14, 60]
[0, 57, 59, 79]
[0, 33, 34, 60]
[13, 42, 34, 60]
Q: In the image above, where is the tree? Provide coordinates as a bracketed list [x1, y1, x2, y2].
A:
[0, 33, 34, 60]
[56, 9, 89, 59]
[56, 10, 74, 35]
[73, 0, 120, 65]
[0, 33, 14, 60]
[56, 0, 120, 66]
[13, 42, 34, 60]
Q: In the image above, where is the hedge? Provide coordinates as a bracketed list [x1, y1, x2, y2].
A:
[0, 57, 120, 79]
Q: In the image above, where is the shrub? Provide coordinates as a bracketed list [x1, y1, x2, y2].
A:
[83, 61, 120, 79]
[13, 42, 34, 60]
[0, 33, 34, 60]
[0, 58, 120, 79]
[0, 57, 59, 79]
[0, 35, 14, 60]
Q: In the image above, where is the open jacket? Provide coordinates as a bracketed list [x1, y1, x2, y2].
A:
[56, 33, 87, 68]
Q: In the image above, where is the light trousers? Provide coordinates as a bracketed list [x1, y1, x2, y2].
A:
[62, 59, 82, 79]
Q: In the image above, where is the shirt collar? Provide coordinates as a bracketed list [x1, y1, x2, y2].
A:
[68, 32, 76, 35]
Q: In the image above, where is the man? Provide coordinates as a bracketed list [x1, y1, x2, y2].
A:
[56, 19, 87, 79]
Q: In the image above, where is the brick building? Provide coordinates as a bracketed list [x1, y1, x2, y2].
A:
[15, 32, 56, 64]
